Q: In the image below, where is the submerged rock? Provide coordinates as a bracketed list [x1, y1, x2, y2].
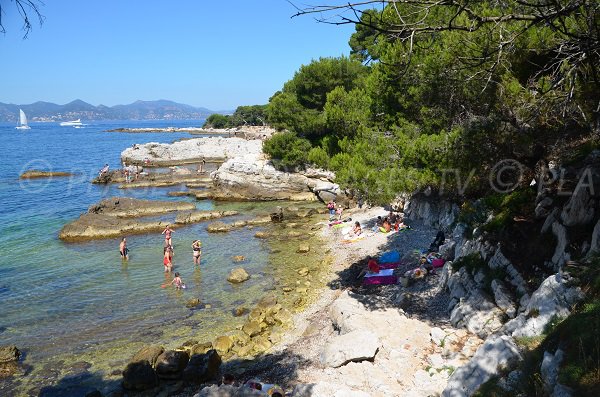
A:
[297, 244, 310, 253]
[20, 170, 74, 179]
[227, 268, 250, 283]
[0, 346, 20, 363]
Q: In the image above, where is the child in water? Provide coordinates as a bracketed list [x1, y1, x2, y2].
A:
[169, 272, 185, 289]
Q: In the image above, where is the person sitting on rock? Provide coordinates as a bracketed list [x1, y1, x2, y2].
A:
[351, 221, 362, 236]
[99, 163, 109, 177]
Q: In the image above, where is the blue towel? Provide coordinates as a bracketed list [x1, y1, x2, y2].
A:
[380, 251, 400, 263]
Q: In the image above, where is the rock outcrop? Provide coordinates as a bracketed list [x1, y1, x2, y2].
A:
[59, 197, 196, 241]
[121, 137, 263, 166]
[175, 210, 238, 225]
[88, 197, 195, 218]
[211, 157, 328, 201]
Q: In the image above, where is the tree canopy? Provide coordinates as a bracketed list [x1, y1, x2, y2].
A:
[262, 0, 600, 203]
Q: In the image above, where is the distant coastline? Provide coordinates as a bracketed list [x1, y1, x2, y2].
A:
[0, 99, 232, 123]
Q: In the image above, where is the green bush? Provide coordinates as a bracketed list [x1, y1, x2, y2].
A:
[307, 147, 330, 169]
[203, 113, 230, 128]
[263, 132, 312, 171]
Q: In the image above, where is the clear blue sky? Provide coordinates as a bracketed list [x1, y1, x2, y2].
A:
[0, 0, 355, 110]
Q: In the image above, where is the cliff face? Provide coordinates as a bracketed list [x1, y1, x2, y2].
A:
[403, 151, 600, 397]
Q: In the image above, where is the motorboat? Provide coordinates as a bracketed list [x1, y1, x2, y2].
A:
[15, 109, 31, 130]
[60, 119, 84, 126]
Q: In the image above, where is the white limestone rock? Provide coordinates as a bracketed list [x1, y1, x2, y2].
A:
[442, 335, 522, 397]
[321, 330, 380, 368]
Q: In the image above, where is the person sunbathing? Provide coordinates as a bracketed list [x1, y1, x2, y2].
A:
[381, 219, 391, 233]
[351, 221, 362, 236]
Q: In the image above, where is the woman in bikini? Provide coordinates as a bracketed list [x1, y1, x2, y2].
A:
[162, 225, 174, 247]
[191, 240, 202, 266]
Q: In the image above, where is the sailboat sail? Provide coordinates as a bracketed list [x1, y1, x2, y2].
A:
[16, 109, 31, 130]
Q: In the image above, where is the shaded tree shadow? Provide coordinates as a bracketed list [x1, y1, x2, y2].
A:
[327, 220, 453, 325]
[219, 350, 312, 391]
[5, 349, 311, 397]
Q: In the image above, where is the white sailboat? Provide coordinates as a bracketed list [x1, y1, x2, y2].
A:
[15, 109, 31, 130]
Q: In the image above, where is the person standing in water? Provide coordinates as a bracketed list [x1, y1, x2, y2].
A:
[192, 240, 202, 265]
[162, 225, 174, 247]
[119, 237, 129, 260]
[163, 246, 173, 272]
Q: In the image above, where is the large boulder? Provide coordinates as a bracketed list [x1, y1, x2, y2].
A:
[227, 268, 250, 283]
[131, 345, 164, 367]
[122, 361, 158, 391]
[155, 350, 190, 380]
[211, 157, 319, 201]
[321, 330, 380, 368]
[182, 349, 221, 384]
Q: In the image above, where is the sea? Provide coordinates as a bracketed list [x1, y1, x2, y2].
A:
[0, 120, 316, 395]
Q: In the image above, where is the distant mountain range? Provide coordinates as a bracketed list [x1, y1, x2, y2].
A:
[0, 99, 229, 122]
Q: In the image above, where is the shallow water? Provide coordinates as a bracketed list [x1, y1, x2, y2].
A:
[0, 121, 327, 395]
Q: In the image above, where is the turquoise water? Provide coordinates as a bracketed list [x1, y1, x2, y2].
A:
[0, 121, 294, 394]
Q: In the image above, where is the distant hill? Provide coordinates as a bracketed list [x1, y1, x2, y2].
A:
[0, 99, 224, 122]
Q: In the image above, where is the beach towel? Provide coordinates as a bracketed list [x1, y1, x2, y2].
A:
[379, 261, 401, 270]
[342, 235, 365, 244]
[432, 258, 446, 268]
[380, 251, 400, 264]
[363, 268, 397, 285]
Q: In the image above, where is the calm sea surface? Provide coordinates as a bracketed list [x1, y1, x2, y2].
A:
[0, 120, 303, 394]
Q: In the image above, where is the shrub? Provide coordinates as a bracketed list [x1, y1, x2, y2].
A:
[263, 131, 312, 171]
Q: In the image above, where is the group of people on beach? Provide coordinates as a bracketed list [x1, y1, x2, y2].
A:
[118, 224, 203, 290]
[326, 199, 344, 221]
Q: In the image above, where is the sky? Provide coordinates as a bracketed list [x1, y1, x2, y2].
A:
[0, 0, 355, 110]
